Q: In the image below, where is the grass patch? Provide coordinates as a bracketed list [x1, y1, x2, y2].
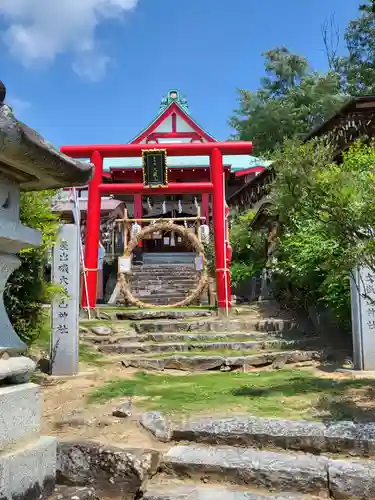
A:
[88, 369, 375, 421]
[79, 343, 108, 365]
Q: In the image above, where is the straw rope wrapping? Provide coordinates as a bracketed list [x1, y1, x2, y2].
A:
[119, 221, 208, 308]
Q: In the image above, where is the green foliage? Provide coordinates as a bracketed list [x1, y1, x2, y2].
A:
[269, 140, 375, 324]
[230, 210, 267, 265]
[228, 210, 267, 287]
[230, 48, 345, 155]
[230, 262, 257, 288]
[334, 0, 375, 96]
[4, 191, 59, 345]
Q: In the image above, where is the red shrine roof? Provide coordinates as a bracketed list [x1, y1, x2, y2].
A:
[105, 90, 269, 176]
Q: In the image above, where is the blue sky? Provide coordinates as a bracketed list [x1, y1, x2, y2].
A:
[0, 0, 362, 148]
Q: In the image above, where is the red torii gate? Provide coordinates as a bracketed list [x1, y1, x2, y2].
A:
[61, 141, 253, 312]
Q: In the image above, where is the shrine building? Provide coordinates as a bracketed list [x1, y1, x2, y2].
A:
[55, 89, 269, 267]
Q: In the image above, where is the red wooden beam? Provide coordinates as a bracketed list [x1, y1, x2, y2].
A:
[147, 132, 201, 139]
[61, 141, 253, 159]
[234, 166, 265, 177]
[98, 182, 214, 195]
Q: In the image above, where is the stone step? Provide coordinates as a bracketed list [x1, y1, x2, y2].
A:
[131, 277, 197, 283]
[141, 332, 274, 343]
[132, 271, 197, 276]
[138, 264, 195, 270]
[170, 415, 375, 457]
[121, 350, 320, 371]
[133, 297, 194, 305]
[132, 277, 197, 283]
[132, 319, 299, 334]
[131, 284, 197, 290]
[98, 339, 317, 355]
[134, 287, 193, 293]
[161, 444, 375, 499]
[114, 310, 214, 321]
[143, 481, 317, 500]
[133, 275, 196, 280]
[84, 332, 276, 344]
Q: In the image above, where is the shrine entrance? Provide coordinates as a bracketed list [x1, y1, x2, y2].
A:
[116, 220, 208, 309]
[61, 141, 253, 312]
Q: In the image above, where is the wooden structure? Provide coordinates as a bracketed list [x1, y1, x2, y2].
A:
[304, 95, 375, 157]
[227, 95, 375, 267]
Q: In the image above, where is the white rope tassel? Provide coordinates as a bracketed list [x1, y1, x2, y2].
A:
[200, 224, 210, 244]
[162, 200, 167, 214]
[170, 231, 176, 247]
[131, 222, 141, 237]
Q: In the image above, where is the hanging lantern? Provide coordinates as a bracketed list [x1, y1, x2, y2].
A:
[199, 224, 210, 244]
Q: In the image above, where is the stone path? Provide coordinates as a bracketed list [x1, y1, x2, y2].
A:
[80, 305, 322, 373]
[140, 413, 375, 499]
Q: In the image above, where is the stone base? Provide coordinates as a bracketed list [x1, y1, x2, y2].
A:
[0, 436, 56, 500]
[336, 368, 375, 378]
[0, 355, 36, 384]
[0, 383, 40, 449]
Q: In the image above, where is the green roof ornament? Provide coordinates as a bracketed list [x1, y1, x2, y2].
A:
[159, 89, 189, 113]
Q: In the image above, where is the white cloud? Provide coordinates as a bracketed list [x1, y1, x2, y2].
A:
[0, 0, 138, 79]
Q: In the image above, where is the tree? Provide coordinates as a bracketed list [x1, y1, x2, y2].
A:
[4, 191, 59, 345]
[230, 48, 345, 155]
[268, 139, 375, 324]
[335, 0, 375, 95]
[229, 210, 268, 287]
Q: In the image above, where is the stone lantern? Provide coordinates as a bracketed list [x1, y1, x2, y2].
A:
[0, 81, 92, 500]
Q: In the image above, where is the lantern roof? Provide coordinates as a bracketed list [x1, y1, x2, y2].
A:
[0, 81, 92, 191]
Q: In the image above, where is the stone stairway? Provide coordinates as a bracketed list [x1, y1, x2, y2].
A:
[130, 264, 199, 305]
[140, 413, 375, 499]
[80, 304, 323, 372]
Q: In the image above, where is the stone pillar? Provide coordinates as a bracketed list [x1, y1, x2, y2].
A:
[51, 224, 80, 376]
[350, 266, 375, 371]
[0, 177, 56, 499]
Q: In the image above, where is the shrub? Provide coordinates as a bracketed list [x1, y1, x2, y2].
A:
[4, 191, 59, 345]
